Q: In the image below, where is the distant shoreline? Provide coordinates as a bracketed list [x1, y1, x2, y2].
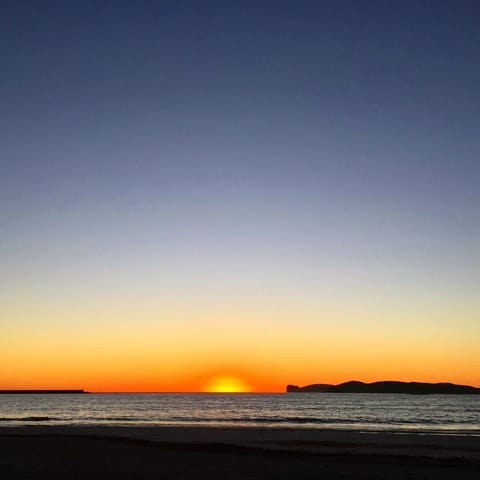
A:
[0, 390, 87, 394]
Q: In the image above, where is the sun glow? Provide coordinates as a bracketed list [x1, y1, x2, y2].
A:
[202, 376, 252, 393]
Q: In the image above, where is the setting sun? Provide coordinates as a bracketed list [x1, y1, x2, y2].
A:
[202, 376, 252, 393]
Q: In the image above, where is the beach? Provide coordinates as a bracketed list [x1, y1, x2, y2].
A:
[1, 426, 479, 479]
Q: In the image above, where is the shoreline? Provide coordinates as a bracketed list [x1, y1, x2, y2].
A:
[1, 421, 479, 436]
[2, 426, 480, 479]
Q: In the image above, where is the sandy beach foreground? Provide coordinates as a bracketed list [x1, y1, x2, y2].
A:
[1, 426, 479, 479]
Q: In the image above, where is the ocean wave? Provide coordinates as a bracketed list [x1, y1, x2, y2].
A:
[0, 415, 476, 427]
[85, 417, 144, 422]
[0, 416, 55, 422]
[166, 416, 364, 424]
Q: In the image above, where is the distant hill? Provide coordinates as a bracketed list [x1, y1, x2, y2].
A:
[286, 384, 332, 392]
[286, 381, 480, 394]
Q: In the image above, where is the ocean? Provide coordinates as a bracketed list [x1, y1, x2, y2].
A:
[1, 393, 479, 435]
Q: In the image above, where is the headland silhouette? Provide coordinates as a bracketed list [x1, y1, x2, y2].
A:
[286, 381, 480, 394]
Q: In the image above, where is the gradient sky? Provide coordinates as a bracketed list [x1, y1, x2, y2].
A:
[1, 0, 479, 391]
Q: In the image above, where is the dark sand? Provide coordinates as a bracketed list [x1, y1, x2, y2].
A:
[1, 426, 479, 479]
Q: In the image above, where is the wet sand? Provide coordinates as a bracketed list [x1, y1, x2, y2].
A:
[1, 426, 479, 479]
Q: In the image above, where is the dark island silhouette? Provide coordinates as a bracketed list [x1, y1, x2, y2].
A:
[286, 381, 480, 394]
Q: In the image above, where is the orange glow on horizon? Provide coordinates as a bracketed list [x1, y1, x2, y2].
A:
[2, 301, 479, 391]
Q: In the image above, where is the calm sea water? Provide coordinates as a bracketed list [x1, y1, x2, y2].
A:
[1, 393, 479, 435]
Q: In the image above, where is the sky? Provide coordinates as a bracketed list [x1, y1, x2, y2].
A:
[1, 0, 479, 391]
